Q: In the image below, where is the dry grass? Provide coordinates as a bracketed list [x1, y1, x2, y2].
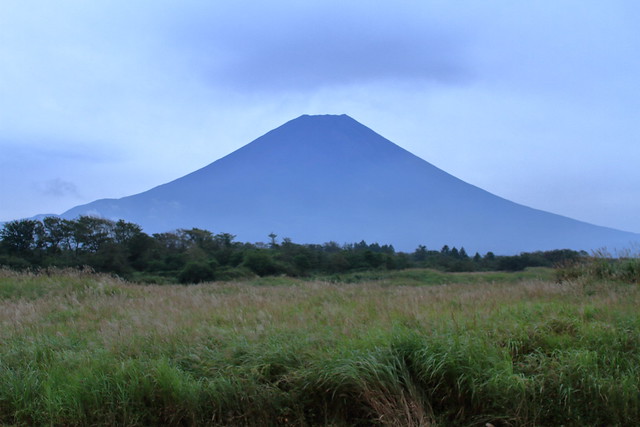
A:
[1, 276, 588, 344]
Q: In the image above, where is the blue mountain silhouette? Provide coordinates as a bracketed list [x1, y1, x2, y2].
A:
[61, 114, 638, 253]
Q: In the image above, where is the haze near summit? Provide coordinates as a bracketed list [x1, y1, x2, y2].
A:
[1, 1, 639, 238]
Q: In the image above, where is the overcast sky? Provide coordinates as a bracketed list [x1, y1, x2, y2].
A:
[1, 1, 639, 233]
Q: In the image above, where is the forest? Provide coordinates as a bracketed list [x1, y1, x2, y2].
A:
[0, 216, 586, 283]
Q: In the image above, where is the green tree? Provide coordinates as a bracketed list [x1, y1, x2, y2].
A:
[0, 219, 44, 254]
[450, 247, 460, 258]
[293, 253, 312, 275]
[73, 216, 113, 252]
[127, 232, 155, 270]
[180, 228, 215, 249]
[112, 220, 143, 245]
[327, 252, 350, 273]
[268, 232, 278, 249]
[364, 250, 384, 268]
[42, 217, 73, 253]
[214, 232, 236, 248]
[459, 247, 469, 259]
[322, 241, 342, 253]
[414, 245, 428, 262]
[244, 250, 281, 276]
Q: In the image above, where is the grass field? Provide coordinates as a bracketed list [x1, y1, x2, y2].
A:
[1, 267, 639, 426]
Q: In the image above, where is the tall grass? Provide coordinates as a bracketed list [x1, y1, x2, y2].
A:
[1, 268, 639, 425]
[555, 249, 640, 284]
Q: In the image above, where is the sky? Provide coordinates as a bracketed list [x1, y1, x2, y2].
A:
[1, 1, 639, 233]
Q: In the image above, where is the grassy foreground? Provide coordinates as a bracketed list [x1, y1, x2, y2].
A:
[1, 268, 639, 426]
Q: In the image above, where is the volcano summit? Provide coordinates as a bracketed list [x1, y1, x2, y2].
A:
[61, 114, 638, 253]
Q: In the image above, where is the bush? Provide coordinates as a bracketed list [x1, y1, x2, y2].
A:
[215, 266, 255, 281]
[0, 255, 32, 271]
[555, 253, 640, 284]
[243, 251, 283, 277]
[177, 261, 216, 284]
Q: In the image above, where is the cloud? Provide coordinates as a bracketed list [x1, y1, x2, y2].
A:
[168, 1, 473, 92]
[36, 178, 81, 199]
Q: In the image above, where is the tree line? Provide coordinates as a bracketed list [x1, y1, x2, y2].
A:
[0, 216, 586, 283]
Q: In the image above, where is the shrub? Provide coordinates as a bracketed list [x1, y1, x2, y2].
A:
[243, 251, 283, 277]
[177, 261, 216, 284]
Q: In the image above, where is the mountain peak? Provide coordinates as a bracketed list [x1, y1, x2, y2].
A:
[277, 113, 361, 132]
[296, 113, 352, 119]
[254, 113, 402, 157]
[280, 113, 364, 133]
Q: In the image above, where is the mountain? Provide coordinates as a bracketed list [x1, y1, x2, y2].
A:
[60, 114, 638, 253]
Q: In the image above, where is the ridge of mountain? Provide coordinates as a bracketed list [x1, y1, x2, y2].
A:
[59, 114, 638, 253]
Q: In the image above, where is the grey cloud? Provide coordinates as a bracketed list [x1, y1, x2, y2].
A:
[168, 1, 473, 92]
[37, 178, 81, 198]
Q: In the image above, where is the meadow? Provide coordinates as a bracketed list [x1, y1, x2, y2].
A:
[1, 266, 639, 426]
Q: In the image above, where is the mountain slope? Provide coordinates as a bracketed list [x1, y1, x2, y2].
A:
[62, 114, 639, 253]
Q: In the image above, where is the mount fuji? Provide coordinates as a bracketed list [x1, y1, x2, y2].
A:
[59, 114, 638, 253]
